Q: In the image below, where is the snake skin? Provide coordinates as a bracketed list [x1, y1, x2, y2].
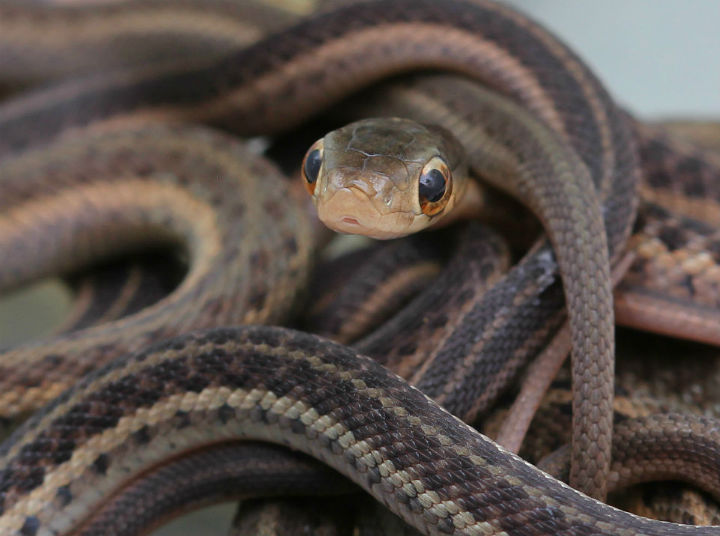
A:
[0, 1, 716, 532]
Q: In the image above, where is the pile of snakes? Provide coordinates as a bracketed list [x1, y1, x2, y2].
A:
[1, 0, 720, 535]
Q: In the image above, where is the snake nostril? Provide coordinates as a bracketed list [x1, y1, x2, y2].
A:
[341, 217, 360, 225]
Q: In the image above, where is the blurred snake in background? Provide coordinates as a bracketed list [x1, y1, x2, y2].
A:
[0, 0, 720, 534]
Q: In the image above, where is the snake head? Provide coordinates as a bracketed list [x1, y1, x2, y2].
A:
[302, 117, 466, 240]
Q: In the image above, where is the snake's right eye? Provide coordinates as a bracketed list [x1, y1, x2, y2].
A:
[302, 140, 324, 195]
[419, 156, 452, 216]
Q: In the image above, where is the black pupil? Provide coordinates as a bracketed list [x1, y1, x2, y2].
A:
[304, 149, 322, 183]
[419, 168, 446, 202]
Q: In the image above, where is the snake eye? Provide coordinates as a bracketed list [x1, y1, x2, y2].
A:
[420, 169, 446, 202]
[419, 156, 451, 216]
[302, 140, 324, 195]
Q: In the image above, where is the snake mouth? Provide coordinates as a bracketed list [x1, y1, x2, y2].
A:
[341, 216, 360, 225]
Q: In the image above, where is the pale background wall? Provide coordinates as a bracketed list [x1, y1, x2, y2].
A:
[505, 0, 720, 118]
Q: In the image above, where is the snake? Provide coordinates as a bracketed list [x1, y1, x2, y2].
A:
[304, 78, 620, 502]
[0, 0, 303, 93]
[303, 215, 720, 531]
[502, 328, 720, 527]
[47, 112, 720, 530]
[4, 325, 720, 535]
[0, 0, 719, 534]
[0, 0, 643, 502]
[296, 111, 720, 528]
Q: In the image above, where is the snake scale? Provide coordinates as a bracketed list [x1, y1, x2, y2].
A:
[0, 0, 719, 534]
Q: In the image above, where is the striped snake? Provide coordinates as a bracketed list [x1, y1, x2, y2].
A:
[0, 0, 719, 534]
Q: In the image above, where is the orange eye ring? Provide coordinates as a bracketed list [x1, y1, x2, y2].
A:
[301, 139, 324, 195]
[419, 156, 452, 217]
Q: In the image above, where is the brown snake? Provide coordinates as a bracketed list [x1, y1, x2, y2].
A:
[300, 112, 720, 526]
[80, 114, 713, 530]
[0, 0, 302, 92]
[0, 0, 719, 534]
[306, 78, 620, 501]
[0, 0, 641, 502]
[4, 326, 720, 536]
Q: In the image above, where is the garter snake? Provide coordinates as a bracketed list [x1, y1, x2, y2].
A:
[304, 76, 621, 501]
[0, 0, 642, 501]
[114, 114, 720, 532]
[500, 329, 720, 527]
[0, 0, 301, 92]
[0, 0, 718, 534]
[3, 326, 720, 536]
[296, 112, 720, 529]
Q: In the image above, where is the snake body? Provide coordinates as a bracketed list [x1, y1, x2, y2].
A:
[509, 329, 720, 527]
[0, 0, 300, 92]
[0, 0, 719, 534]
[0, 0, 642, 500]
[0, 122, 314, 420]
[3, 325, 720, 536]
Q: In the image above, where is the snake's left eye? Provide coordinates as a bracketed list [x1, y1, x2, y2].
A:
[302, 140, 324, 195]
[419, 156, 452, 216]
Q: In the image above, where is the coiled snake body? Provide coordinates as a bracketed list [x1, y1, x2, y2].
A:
[0, 1, 719, 535]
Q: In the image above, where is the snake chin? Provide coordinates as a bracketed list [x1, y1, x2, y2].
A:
[323, 216, 407, 240]
[317, 188, 418, 239]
